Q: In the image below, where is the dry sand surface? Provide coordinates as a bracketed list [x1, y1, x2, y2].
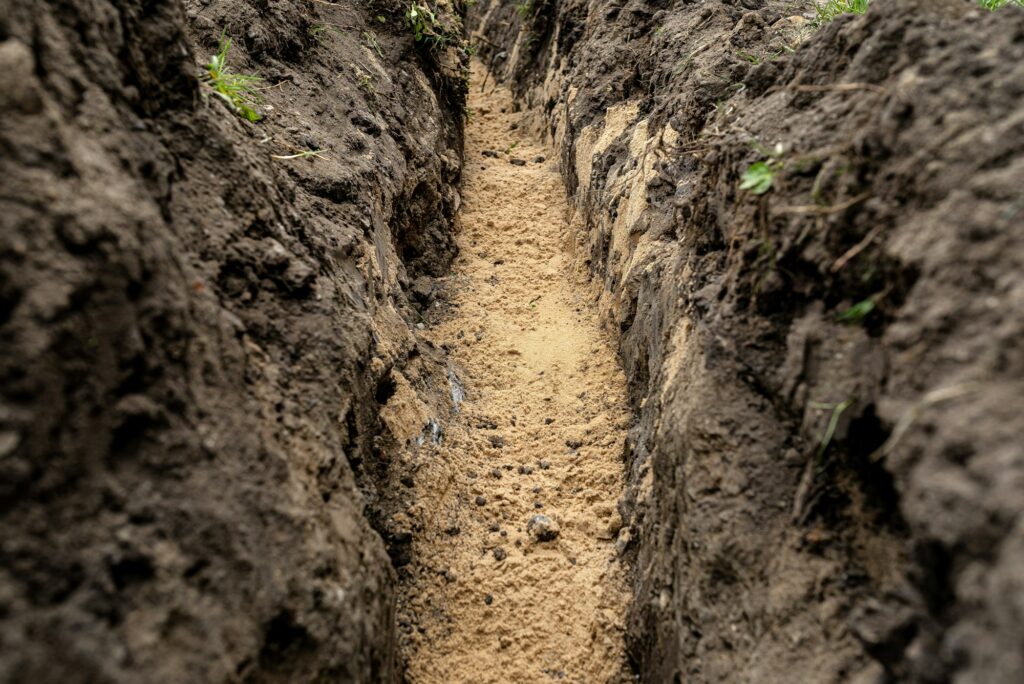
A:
[398, 64, 632, 683]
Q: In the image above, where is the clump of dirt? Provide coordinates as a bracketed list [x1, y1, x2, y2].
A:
[474, 0, 1024, 682]
[0, 0, 466, 680]
[394, 62, 633, 683]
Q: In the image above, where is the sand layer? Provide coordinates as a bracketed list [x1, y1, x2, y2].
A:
[398, 64, 632, 684]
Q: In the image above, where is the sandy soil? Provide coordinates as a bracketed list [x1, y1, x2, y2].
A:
[398, 64, 632, 683]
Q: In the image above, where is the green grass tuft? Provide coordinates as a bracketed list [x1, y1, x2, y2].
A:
[812, 0, 869, 26]
[977, 0, 1024, 9]
[204, 33, 262, 122]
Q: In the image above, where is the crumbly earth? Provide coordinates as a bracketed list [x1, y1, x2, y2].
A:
[474, 1, 1024, 682]
[397, 64, 632, 684]
[0, 1, 464, 681]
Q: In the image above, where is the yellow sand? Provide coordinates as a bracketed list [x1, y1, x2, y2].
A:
[398, 64, 632, 683]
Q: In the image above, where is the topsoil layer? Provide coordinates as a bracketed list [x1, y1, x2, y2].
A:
[1, 0, 465, 681]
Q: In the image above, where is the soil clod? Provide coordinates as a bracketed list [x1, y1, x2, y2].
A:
[527, 515, 560, 542]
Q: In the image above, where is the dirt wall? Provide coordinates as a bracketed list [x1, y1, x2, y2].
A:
[0, 0, 467, 681]
[473, 1, 1024, 682]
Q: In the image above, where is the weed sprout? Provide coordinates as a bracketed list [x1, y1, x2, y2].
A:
[203, 33, 262, 122]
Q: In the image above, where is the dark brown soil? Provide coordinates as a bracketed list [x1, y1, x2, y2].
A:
[0, 0, 466, 681]
[4, 0, 1024, 682]
[473, 0, 1024, 682]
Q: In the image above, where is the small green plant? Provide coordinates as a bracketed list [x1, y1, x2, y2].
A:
[809, 399, 853, 456]
[741, 162, 780, 194]
[406, 2, 461, 51]
[363, 31, 384, 58]
[737, 46, 790, 65]
[736, 51, 762, 65]
[204, 32, 262, 122]
[978, 0, 1024, 9]
[517, 0, 551, 22]
[741, 143, 785, 195]
[837, 297, 876, 325]
[354, 68, 377, 102]
[310, 24, 346, 41]
[811, 0, 869, 26]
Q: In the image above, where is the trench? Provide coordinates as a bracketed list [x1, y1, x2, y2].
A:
[8, 1, 1022, 682]
[395, 63, 633, 683]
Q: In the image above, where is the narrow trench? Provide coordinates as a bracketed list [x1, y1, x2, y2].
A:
[397, 64, 633, 682]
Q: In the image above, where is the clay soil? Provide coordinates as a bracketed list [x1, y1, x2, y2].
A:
[396, 63, 632, 683]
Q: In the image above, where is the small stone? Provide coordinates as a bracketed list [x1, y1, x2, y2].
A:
[445, 525, 461, 536]
[482, 149, 498, 158]
[489, 522, 500, 532]
[527, 514, 560, 542]
[538, 460, 550, 470]
[261, 239, 291, 268]
[534, 502, 543, 509]
[544, 418, 554, 425]
[282, 259, 315, 292]
[493, 547, 507, 561]
[475, 495, 487, 506]
[411, 275, 434, 302]
[490, 468, 503, 479]
[517, 465, 534, 475]
[509, 158, 526, 166]
[488, 435, 505, 449]
[532, 155, 545, 163]
[0, 431, 20, 458]
[615, 527, 632, 555]
[565, 439, 583, 449]
[484, 594, 494, 605]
